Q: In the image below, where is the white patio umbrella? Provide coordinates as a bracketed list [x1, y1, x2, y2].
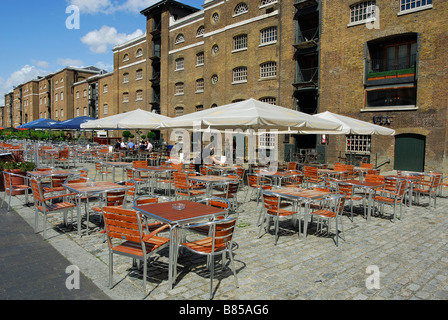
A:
[299, 111, 395, 135]
[80, 108, 171, 130]
[160, 98, 342, 132]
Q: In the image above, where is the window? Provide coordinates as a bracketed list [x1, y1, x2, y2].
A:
[400, 0, 432, 13]
[83, 107, 87, 116]
[196, 105, 204, 112]
[234, 3, 248, 16]
[103, 84, 108, 93]
[123, 92, 129, 103]
[76, 91, 80, 99]
[259, 133, 276, 148]
[123, 54, 129, 62]
[175, 58, 184, 71]
[83, 90, 87, 97]
[212, 12, 219, 23]
[136, 90, 143, 101]
[233, 67, 247, 83]
[196, 78, 204, 93]
[55, 110, 58, 118]
[366, 85, 417, 108]
[175, 82, 184, 95]
[76, 108, 80, 117]
[60, 109, 64, 118]
[103, 104, 109, 115]
[350, 1, 376, 24]
[260, 61, 277, 78]
[233, 34, 248, 51]
[60, 92, 64, 101]
[123, 73, 129, 83]
[136, 69, 143, 80]
[196, 26, 205, 37]
[55, 93, 58, 102]
[211, 74, 219, 84]
[175, 34, 185, 44]
[175, 106, 184, 117]
[211, 104, 218, 108]
[212, 44, 219, 55]
[260, 26, 277, 45]
[346, 135, 371, 154]
[260, 97, 277, 105]
[136, 48, 143, 57]
[260, 0, 277, 7]
[196, 52, 204, 66]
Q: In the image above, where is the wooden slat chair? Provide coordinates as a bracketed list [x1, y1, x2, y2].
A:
[2, 171, 31, 212]
[372, 178, 406, 222]
[43, 174, 70, 195]
[55, 149, 72, 169]
[303, 166, 324, 187]
[245, 173, 272, 205]
[413, 173, 441, 209]
[184, 198, 231, 236]
[175, 216, 238, 300]
[258, 193, 298, 245]
[94, 162, 111, 181]
[125, 168, 147, 194]
[102, 206, 170, 295]
[91, 189, 127, 235]
[30, 178, 78, 240]
[173, 172, 206, 201]
[311, 193, 346, 246]
[337, 182, 365, 221]
[133, 194, 171, 233]
[211, 175, 239, 211]
[281, 171, 303, 189]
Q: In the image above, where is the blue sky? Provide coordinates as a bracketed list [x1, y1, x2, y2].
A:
[0, 0, 204, 105]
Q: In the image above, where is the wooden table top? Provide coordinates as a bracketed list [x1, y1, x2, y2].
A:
[63, 181, 127, 193]
[342, 179, 384, 188]
[28, 170, 73, 177]
[134, 200, 226, 225]
[265, 187, 331, 200]
[189, 175, 235, 182]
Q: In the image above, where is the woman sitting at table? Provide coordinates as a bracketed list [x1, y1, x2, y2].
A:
[194, 143, 224, 173]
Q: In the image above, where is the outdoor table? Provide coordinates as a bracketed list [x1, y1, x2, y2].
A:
[263, 187, 332, 241]
[133, 166, 176, 193]
[62, 181, 130, 237]
[188, 175, 236, 198]
[257, 170, 299, 186]
[341, 179, 385, 221]
[27, 169, 73, 179]
[318, 168, 348, 180]
[133, 200, 228, 289]
[101, 161, 131, 182]
[209, 165, 239, 175]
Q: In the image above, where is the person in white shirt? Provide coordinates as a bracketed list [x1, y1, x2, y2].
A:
[146, 140, 153, 152]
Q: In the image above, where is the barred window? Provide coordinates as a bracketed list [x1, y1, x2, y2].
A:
[175, 33, 185, 44]
[233, 34, 248, 51]
[175, 82, 184, 95]
[233, 67, 247, 83]
[259, 97, 277, 105]
[103, 84, 108, 93]
[259, 133, 276, 148]
[175, 107, 184, 117]
[103, 104, 108, 115]
[400, 0, 432, 12]
[196, 26, 205, 37]
[136, 90, 143, 101]
[260, 61, 277, 78]
[123, 73, 129, 83]
[196, 52, 204, 66]
[260, 0, 277, 6]
[196, 105, 204, 112]
[123, 92, 129, 103]
[346, 135, 371, 153]
[136, 69, 143, 80]
[234, 3, 248, 16]
[260, 26, 277, 44]
[175, 58, 184, 71]
[196, 78, 204, 93]
[350, 1, 376, 24]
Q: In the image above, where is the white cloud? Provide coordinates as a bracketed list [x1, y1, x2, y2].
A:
[116, 0, 160, 13]
[0, 65, 47, 105]
[96, 61, 114, 72]
[81, 25, 144, 53]
[57, 58, 84, 68]
[68, 0, 114, 14]
[32, 60, 50, 69]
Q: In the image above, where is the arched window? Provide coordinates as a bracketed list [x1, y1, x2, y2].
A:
[234, 3, 248, 16]
[196, 26, 205, 37]
[136, 48, 143, 57]
[175, 33, 185, 44]
[175, 106, 184, 117]
[123, 54, 129, 62]
[260, 0, 277, 6]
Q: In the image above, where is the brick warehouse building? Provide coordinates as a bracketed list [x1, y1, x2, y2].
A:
[3, 0, 448, 173]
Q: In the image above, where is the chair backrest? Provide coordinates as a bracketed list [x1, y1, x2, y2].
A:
[174, 172, 190, 191]
[200, 166, 209, 175]
[384, 177, 397, 191]
[337, 182, 354, 196]
[361, 163, 374, 169]
[95, 162, 102, 171]
[287, 162, 297, 170]
[365, 174, 385, 183]
[133, 161, 147, 168]
[30, 178, 44, 202]
[126, 168, 135, 179]
[105, 190, 127, 207]
[189, 217, 237, 252]
[263, 194, 281, 214]
[199, 197, 230, 211]
[51, 175, 70, 188]
[171, 162, 183, 172]
[304, 166, 318, 179]
[102, 207, 144, 246]
[35, 167, 53, 172]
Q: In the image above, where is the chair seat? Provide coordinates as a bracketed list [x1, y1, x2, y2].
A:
[37, 201, 76, 213]
[182, 238, 226, 254]
[177, 190, 206, 197]
[312, 209, 337, 219]
[372, 196, 396, 204]
[43, 187, 65, 193]
[112, 237, 169, 257]
[8, 185, 30, 191]
[266, 208, 296, 217]
[413, 188, 433, 194]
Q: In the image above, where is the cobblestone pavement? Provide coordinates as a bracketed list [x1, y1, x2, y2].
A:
[3, 163, 448, 301]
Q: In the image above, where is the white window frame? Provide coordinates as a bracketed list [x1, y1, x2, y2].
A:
[103, 104, 109, 115]
[123, 73, 129, 83]
[175, 33, 185, 44]
[103, 84, 108, 93]
[348, 1, 377, 26]
[260, 61, 277, 79]
[136, 69, 143, 80]
[196, 52, 204, 66]
[398, 0, 432, 15]
[175, 82, 184, 95]
[175, 58, 184, 71]
[259, 97, 277, 105]
[233, 34, 248, 52]
[136, 90, 143, 101]
[233, 3, 249, 17]
[346, 135, 372, 154]
[260, 0, 277, 8]
[260, 26, 277, 46]
[232, 67, 248, 84]
[123, 92, 129, 103]
[196, 78, 204, 93]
